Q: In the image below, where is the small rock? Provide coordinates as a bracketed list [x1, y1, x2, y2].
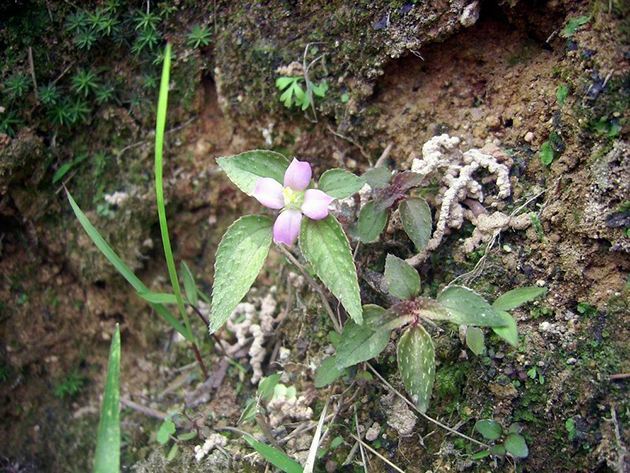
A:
[567, 357, 578, 365]
[539, 321, 553, 332]
[365, 422, 380, 441]
[524, 131, 534, 143]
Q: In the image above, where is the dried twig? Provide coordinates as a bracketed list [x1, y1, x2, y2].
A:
[366, 362, 489, 449]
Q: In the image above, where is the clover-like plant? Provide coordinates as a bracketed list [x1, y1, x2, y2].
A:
[316, 257, 546, 413]
[210, 152, 363, 333]
[276, 76, 328, 111]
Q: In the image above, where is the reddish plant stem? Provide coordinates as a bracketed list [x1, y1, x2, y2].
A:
[191, 342, 209, 380]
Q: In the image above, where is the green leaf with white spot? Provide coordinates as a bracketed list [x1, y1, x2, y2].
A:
[505, 433, 529, 458]
[335, 318, 390, 369]
[399, 198, 432, 252]
[397, 325, 435, 413]
[384, 254, 421, 300]
[300, 215, 362, 324]
[492, 286, 547, 311]
[466, 326, 486, 355]
[356, 200, 388, 243]
[437, 286, 508, 327]
[315, 356, 345, 388]
[491, 310, 519, 347]
[93, 324, 121, 473]
[318, 168, 364, 199]
[209, 215, 273, 333]
[217, 150, 290, 195]
[474, 419, 502, 441]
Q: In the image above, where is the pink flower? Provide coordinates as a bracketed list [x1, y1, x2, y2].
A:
[252, 158, 334, 246]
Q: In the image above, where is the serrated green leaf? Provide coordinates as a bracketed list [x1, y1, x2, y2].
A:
[397, 325, 435, 413]
[314, 356, 345, 388]
[362, 167, 391, 189]
[137, 291, 178, 304]
[335, 320, 390, 369]
[217, 150, 290, 195]
[384, 254, 420, 300]
[437, 286, 508, 327]
[491, 310, 519, 347]
[209, 215, 273, 333]
[66, 191, 190, 340]
[299, 215, 362, 324]
[156, 419, 175, 445]
[243, 435, 303, 473]
[504, 433, 529, 458]
[93, 324, 121, 473]
[474, 419, 502, 440]
[258, 373, 281, 401]
[492, 286, 547, 311]
[356, 200, 388, 243]
[466, 326, 486, 355]
[399, 198, 432, 252]
[318, 169, 364, 199]
[540, 140, 554, 166]
[181, 262, 198, 307]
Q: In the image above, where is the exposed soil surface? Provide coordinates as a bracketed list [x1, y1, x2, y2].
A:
[0, 1, 628, 472]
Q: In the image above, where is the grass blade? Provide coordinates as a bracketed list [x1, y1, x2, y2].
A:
[243, 435, 303, 473]
[304, 399, 329, 473]
[155, 43, 194, 342]
[66, 190, 190, 339]
[93, 324, 121, 473]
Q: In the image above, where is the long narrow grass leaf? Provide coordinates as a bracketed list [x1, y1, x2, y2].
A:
[66, 191, 189, 339]
[181, 262, 198, 307]
[243, 435, 303, 473]
[304, 399, 329, 473]
[137, 291, 178, 304]
[155, 43, 194, 342]
[93, 324, 121, 473]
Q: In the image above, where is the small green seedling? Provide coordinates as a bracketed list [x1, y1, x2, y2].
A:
[471, 419, 529, 461]
[539, 140, 554, 166]
[560, 16, 590, 38]
[187, 25, 212, 48]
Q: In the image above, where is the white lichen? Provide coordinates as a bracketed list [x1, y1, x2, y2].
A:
[408, 134, 513, 263]
[194, 433, 227, 462]
[267, 384, 313, 428]
[205, 289, 279, 384]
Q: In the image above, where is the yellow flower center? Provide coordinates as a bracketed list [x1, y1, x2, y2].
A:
[282, 187, 304, 209]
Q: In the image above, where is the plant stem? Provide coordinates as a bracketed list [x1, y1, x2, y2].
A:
[276, 245, 341, 333]
[191, 343, 209, 380]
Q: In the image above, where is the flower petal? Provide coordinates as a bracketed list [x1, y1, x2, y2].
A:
[273, 210, 303, 246]
[301, 189, 334, 220]
[283, 158, 312, 191]
[252, 178, 284, 209]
